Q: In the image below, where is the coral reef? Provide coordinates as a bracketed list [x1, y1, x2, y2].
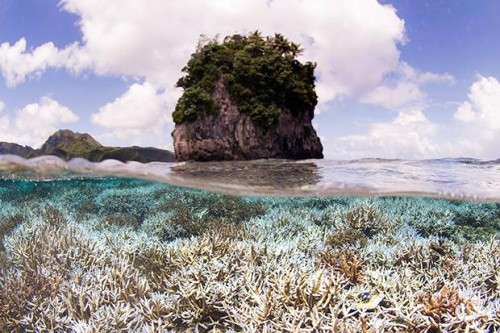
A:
[0, 178, 498, 332]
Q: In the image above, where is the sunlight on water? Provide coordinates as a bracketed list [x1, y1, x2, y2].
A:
[1, 155, 500, 200]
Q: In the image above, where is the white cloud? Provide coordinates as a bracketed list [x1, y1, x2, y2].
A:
[90, 82, 173, 148]
[91, 82, 166, 129]
[455, 102, 475, 123]
[454, 75, 500, 130]
[326, 75, 500, 160]
[326, 109, 440, 159]
[451, 75, 500, 158]
[363, 62, 454, 110]
[0, 96, 79, 147]
[364, 80, 425, 110]
[93, 125, 172, 150]
[0, 100, 4, 112]
[0, 0, 417, 151]
[62, 0, 406, 103]
[0, 38, 87, 87]
[2, 0, 462, 155]
[1, 0, 406, 105]
[0, 0, 409, 148]
[0, 116, 10, 136]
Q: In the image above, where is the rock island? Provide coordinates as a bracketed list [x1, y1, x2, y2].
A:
[172, 32, 323, 161]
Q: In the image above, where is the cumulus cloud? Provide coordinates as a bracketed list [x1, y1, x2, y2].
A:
[92, 126, 172, 150]
[0, 0, 406, 148]
[1, 0, 406, 104]
[2, 0, 463, 155]
[327, 75, 500, 160]
[0, 0, 414, 149]
[63, 0, 406, 103]
[363, 62, 454, 110]
[90, 82, 172, 148]
[0, 96, 79, 147]
[91, 82, 166, 129]
[451, 75, 500, 158]
[327, 109, 440, 159]
[0, 38, 87, 87]
[454, 75, 500, 130]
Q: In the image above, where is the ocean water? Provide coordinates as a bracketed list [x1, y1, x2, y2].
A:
[0, 155, 498, 332]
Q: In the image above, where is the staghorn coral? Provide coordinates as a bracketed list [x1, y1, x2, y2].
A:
[418, 286, 470, 323]
[95, 186, 157, 224]
[318, 248, 365, 285]
[340, 202, 391, 237]
[322, 201, 394, 251]
[0, 178, 498, 332]
[415, 285, 496, 333]
[138, 189, 267, 242]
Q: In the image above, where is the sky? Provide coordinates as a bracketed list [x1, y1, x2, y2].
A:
[0, 0, 499, 160]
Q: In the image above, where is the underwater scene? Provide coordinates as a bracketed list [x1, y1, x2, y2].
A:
[0, 157, 499, 332]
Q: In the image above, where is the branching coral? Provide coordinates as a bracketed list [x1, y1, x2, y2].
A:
[0, 179, 498, 332]
[341, 202, 390, 237]
[318, 248, 365, 285]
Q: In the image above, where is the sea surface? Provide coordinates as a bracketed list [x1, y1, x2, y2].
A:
[0, 155, 498, 332]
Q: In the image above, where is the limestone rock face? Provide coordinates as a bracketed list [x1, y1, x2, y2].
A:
[172, 81, 323, 161]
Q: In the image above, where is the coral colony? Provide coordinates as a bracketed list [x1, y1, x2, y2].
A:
[0, 178, 498, 332]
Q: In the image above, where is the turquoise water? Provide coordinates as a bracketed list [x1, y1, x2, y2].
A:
[0, 157, 499, 332]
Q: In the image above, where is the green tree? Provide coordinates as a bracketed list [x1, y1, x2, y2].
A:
[174, 32, 318, 129]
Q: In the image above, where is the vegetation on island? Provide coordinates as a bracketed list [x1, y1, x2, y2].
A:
[173, 32, 318, 128]
[0, 129, 176, 163]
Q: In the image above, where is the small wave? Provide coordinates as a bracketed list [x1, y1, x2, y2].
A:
[0, 154, 499, 201]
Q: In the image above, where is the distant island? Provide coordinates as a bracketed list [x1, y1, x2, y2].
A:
[0, 129, 176, 163]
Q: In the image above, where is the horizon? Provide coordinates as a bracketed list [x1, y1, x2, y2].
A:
[0, 1, 499, 159]
[0, 127, 497, 162]
[2, 127, 499, 162]
[0, 128, 171, 151]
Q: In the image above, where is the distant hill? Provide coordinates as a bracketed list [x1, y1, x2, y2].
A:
[0, 129, 176, 163]
[0, 142, 34, 156]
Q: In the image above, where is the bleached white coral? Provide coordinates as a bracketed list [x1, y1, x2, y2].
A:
[0, 179, 498, 332]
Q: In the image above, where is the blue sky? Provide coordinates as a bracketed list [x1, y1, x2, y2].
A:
[0, 0, 499, 159]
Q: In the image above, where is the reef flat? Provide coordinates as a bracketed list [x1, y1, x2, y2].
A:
[0, 177, 498, 332]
